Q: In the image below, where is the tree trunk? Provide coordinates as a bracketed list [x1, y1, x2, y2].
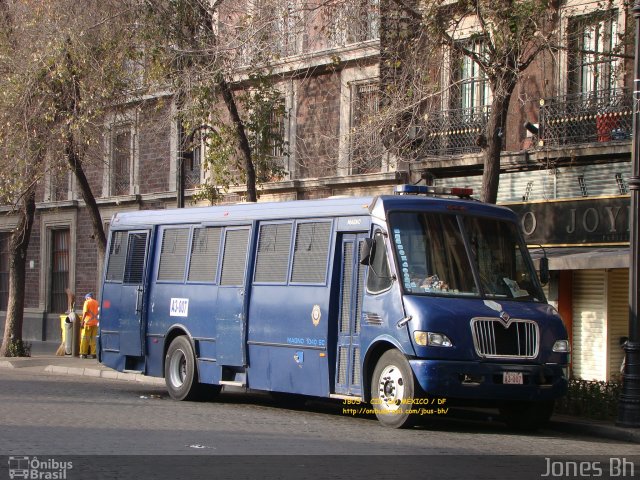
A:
[481, 76, 516, 204]
[218, 77, 258, 202]
[65, 131, 107, 268]
[0, 184, 36, 357]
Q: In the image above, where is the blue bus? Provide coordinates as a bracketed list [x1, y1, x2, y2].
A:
[98, 185, 569, 428]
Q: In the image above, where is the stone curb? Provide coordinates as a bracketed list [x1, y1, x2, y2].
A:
[548, 418, 640, 444]
[43, 365, 165, 386]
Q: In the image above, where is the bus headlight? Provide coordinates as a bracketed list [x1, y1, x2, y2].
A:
[553, 339, 571, 353]
[414, 331, 453, 347]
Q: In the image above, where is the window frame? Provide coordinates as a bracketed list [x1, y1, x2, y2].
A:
[566, 9, 620, 96]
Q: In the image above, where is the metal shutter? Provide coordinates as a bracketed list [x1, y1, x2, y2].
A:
[158, 228, 189, 281]
[607, 269, 628, 380]
[220, 229, 249, 286]
[188, 227, 221, 282]
[572, 269, 607, 380]
[254, 223, 292, 283]
[290, 222, 331, 283]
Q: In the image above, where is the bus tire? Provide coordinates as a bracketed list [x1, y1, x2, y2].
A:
[499, 400, 554, 431]
[371, 349, 417, 429]
[165, 336, 204, 401]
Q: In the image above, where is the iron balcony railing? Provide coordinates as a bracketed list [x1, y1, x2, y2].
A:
[538, 88, 632, 148]
[415, 105, 490, 157]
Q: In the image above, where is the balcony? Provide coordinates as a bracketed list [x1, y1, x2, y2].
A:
[538, 88, 632, 148]
[413, 105, 490, 157]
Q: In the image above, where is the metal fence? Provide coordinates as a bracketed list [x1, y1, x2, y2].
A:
[538, 88, 632, 147]
[417, 105, 490, 157]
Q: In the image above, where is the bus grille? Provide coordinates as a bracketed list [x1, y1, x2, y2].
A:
[471, 318, 539, 359]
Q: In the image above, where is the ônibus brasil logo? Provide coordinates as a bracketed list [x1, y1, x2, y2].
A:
[8, 456, 73, 480]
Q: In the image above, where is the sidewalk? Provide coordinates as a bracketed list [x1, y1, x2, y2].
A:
[1, 341, 639, 444]
[0, 341, 164, 386]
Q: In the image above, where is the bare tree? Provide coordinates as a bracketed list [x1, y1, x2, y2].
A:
[142, 0, 301, 202]
[0, 0, 146, 354]
[0, 0, 45, 355]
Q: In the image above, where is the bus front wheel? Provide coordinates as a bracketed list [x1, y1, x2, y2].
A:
[371, 349, 417, 429]
[165, 336, 217, 401]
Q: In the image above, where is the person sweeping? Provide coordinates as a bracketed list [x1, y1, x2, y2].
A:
[80, 293, 99, 359]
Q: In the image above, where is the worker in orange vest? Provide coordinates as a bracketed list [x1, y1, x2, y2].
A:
[80, 292, 99, 359]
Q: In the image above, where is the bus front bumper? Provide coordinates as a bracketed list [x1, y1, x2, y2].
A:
[409, 359, 568, 403]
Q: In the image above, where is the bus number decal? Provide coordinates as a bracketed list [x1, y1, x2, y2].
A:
[170, 298, 189, 317]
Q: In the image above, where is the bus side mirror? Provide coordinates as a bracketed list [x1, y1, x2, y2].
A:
[539, 257, 549, 286]
[360, 238, 374, 265]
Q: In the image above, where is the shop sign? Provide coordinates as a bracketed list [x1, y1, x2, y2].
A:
[507, 196, 630, 245]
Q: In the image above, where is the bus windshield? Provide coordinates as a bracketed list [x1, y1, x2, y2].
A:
[389, 212, 545, 302]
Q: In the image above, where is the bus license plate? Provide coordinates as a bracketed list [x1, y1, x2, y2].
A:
[503, 372, 523, 385]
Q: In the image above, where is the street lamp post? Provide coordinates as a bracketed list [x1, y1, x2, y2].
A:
[617, 0, 640, 428]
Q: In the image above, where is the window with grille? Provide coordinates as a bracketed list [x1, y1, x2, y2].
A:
[274, 0, 300, 57]
[220, 229, 250, 286]
[124, 232, 147, 285]
[50, 229, 70, 313]
[291, 222, 331, 284]
[568, 10, 619, 96]
[327, 0, 380, 47]
[188, 227, 222, 283]
[183, 130, 202, 190]
[106, 231, 127, 282]
[51, 169, 70, 202]
[112, 127, 131, 196]
[0, 232, 9, 310]
[157, 228, 190, 282]
[350, 81, 382, 174]
[254, 223, 292, 283]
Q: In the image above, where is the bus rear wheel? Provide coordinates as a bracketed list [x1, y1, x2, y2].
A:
[165, 336, 220, 401]
[371, 349, 417, 429]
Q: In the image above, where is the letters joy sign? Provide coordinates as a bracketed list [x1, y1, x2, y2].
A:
[507, 196, 630, 246]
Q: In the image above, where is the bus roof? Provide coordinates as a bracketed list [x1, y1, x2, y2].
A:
[109, 194, 516, 229]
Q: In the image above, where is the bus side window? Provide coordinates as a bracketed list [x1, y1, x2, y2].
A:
[254, 223, 292, 284]
[106, 231, 127, 282]
[123, 233, 147, 285]
[366, 232, 392, 294]
[158, 228, 190, 282]
[290, 221, 331, 284]
[187, 227, 221, 283]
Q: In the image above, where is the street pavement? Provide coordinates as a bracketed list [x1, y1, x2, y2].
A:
[2, 341, 639, 445]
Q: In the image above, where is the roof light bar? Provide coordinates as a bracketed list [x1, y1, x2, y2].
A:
[394, 185, 474, 198]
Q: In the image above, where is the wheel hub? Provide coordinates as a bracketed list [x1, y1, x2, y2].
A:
[169, 349, 187, 388]
[378, 365, 405, 411]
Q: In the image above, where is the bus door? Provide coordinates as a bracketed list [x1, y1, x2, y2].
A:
[215, 226, 252, 366]
[335, 232, 368, 396]
[119, 230, 151, 357]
